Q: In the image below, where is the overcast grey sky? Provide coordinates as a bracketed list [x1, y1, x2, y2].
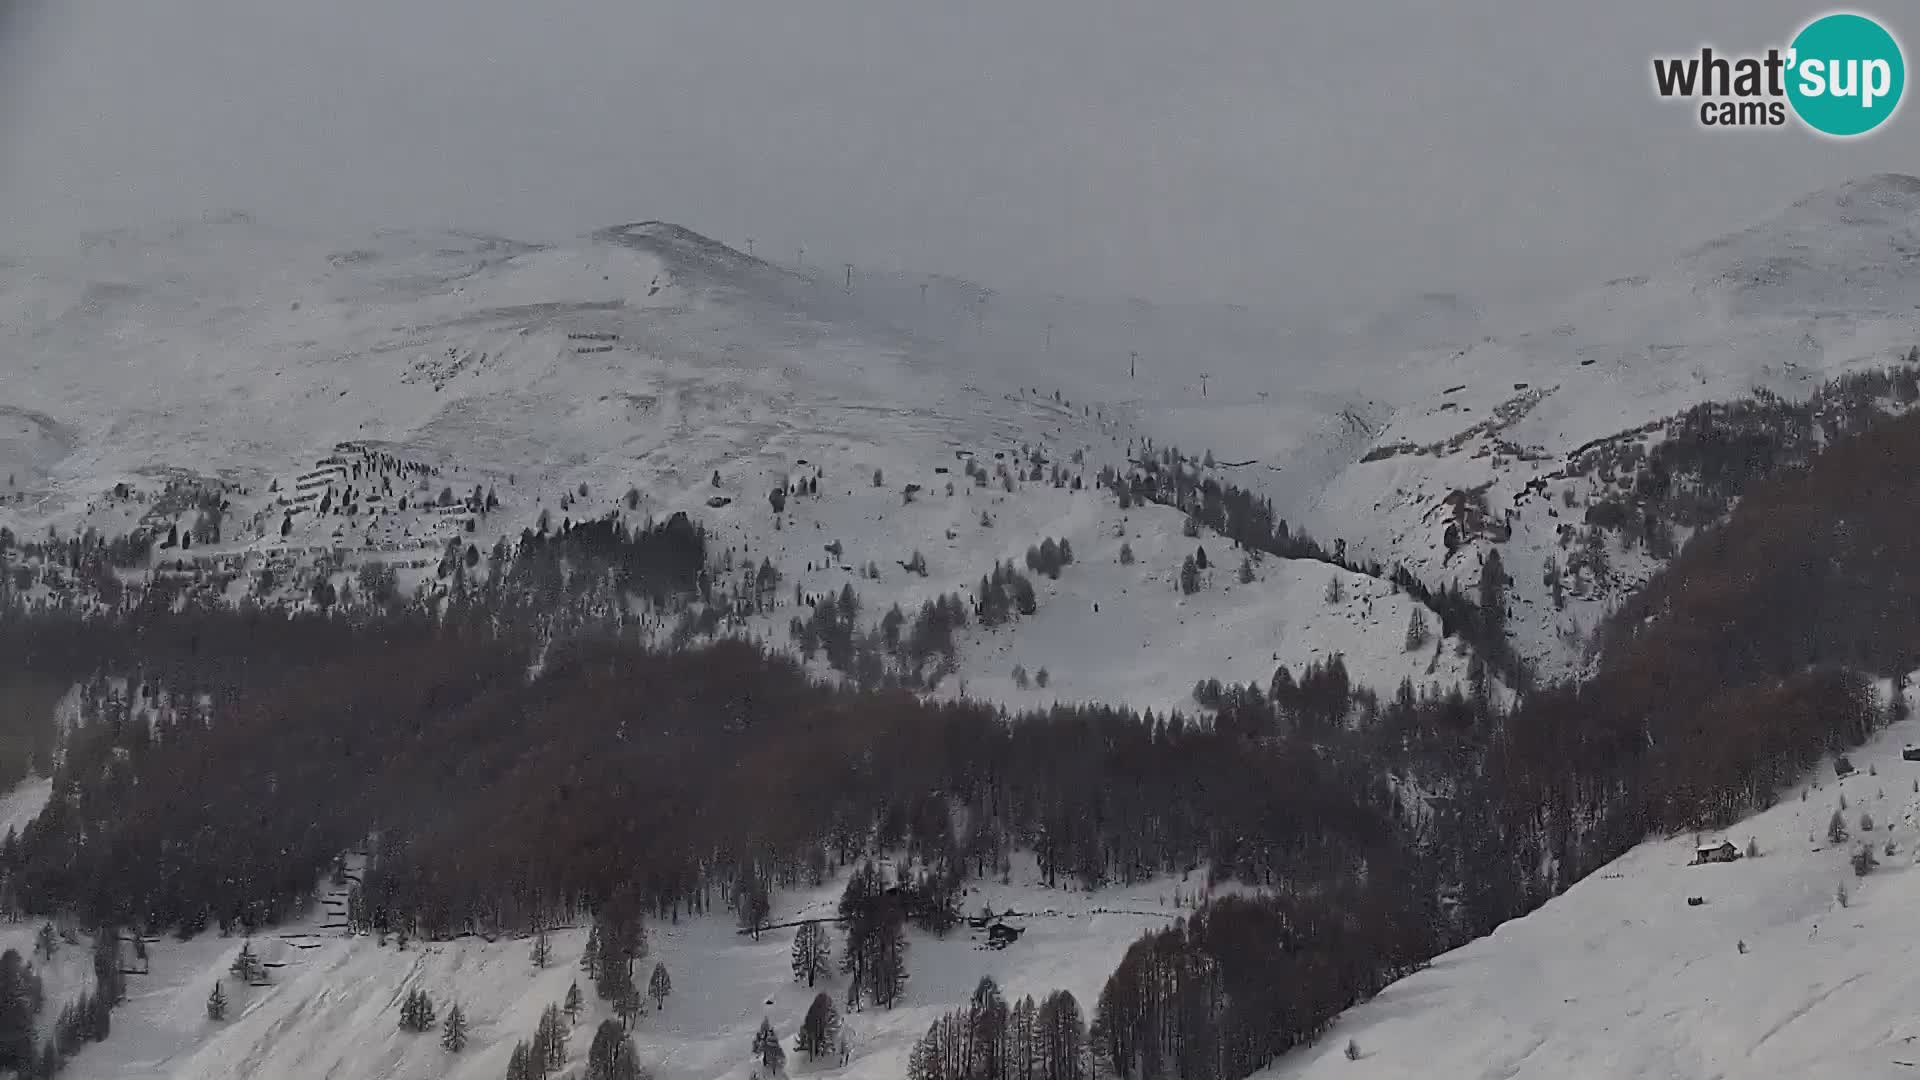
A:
[1, 0, 1915, 312]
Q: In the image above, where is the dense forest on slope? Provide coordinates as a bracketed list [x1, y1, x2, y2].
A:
[1575, 362, 1920, 540]
[0, 618, 1409, 937]
[3, 398, 1920, 1078]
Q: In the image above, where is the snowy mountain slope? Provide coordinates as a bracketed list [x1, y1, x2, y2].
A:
[691, 174, 1920, 686]
[1266, 679, 1920, 1080]
[17, 177, 1920, 702]
[716, 480, 1469, 715]
[1288, 175, 1920, 677]
[0, 215, 1460, 710]
[0, 777, 51, 842]
[64, 856, 1196, 1080]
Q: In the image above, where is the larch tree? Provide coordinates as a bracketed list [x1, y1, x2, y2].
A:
[792, 922, 832, 987]
[588, 1018, 645, 1080]
[647, 962, 672, 1009]
[505, 1040, 533, 1080]
[1404, 607, 1430, 652]
[1479, 548, 1507, 638]
[796, 992, 840, 1059]
[752, 1016, 786, 1074]
[537, 1003, 569, 1071]
[440, 1002, 468, 1053]
[615, 983, 643, 1030]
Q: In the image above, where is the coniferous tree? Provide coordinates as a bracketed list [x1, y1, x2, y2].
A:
[0, 949, 40, 1070]
[398, 988, 437, 1033]
[647, 962, 672, 1009]
[870, 908, 909, 1009]
[206, 981, 227, 1022]
[792, 923, 831, 986]
[582, 923, 601, 980]
[1037, 990, 1085, 1080]
[734, 867, 772, 938]
[565, 981, 584, 1024]
[752, 1016, 786, 1074]
[1479, 547, 1507, 639]
[1013, 574, 1037, 616]
[587, 1019, 645, 1080]
[616, 1040, 648, 1080]
[440, 1002, 469, 1053]
[56, 994, 86, 1056]
[506, 1040, 534, 1080]
[593, 913, 643, 1002]
[796, 992, 841, 1059]
[966, 977, 1009, 1080]
[531, 929, 552, 969]
[230, 940, 260, 984]
[537, 1003, 569, 1072]
[615, 983, 643, 1029]
[1405, 607, 1430, 652]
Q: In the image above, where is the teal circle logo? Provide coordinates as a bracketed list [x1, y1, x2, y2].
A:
[1787, 13, 1905, 136]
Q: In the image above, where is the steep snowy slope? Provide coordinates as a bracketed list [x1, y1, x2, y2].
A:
[1267, 680, 1920, 1080]
[1292, 175, 1920, 678]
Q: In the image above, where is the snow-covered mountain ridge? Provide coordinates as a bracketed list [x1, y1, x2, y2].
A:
[0, 215, 1467, 713]
[1289, 174, 1920, 679]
